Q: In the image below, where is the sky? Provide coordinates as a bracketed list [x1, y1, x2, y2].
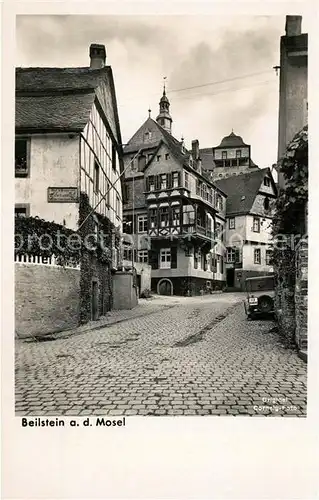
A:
[16, 14, 307, 169]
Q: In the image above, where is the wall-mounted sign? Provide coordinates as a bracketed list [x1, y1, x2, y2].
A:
[47, 187, 79, 203]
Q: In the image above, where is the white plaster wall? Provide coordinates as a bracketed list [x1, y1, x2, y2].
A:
[246, 215, 273, 244]
[242, 244, 273, 272]
[15, 134, 80, 230]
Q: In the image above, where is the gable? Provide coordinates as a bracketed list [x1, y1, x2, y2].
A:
[144, 142, 182, 175]
[124, 118, 164, 153]
[95, 70, 122, 147]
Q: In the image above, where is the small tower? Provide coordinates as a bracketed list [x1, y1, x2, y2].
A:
[156, 81, 172, 134]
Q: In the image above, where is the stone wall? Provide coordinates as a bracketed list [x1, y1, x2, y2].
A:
[151, 275, 225, 296]
[274, 248, 296, 347]
[295, 240, 308, 350]
[15, 263, 80, 337]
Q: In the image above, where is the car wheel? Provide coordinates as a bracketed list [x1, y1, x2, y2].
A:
[258, 296, 273, 314]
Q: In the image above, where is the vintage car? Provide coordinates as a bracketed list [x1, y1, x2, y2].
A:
[244, 275, 275, 319]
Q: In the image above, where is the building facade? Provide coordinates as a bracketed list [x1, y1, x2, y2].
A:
[15, 44, 136, 337]
[215, 168, 277, 290]
[199, 131, 259, 181]
[122, 90, 227, 295]
[277, 15, 308, 187]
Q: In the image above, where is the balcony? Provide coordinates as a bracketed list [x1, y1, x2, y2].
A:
[182, 224, 214, 241]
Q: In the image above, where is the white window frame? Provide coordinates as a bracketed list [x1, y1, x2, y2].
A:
[160, 174, 167, 190]
[266, 249, 272, 265]
[172, 172, 179, 188]
[229, 217, 235, 230]
[138, 215, 148, 233]
[253, 217, 260, 233]
[138, 250, 148, 263]
[184, 172, 189, 189]
[254, 248, 261, 265]
[160, 248, 171, 269]
[227, 247, 236, 263]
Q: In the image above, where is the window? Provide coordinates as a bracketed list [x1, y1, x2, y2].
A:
[266, 249, 273, 265]
[144, 131, 152, 141]
[227, 247, 236, 263]
[147, 176, 155, 191]
[112, 144, 117, 170]
[236, 150, 241, 158]
[123, 247, 132, 261]
[229, 217, 235, 230]
[105, 181, 110, 206]
[138, 155, 146, 171]
[157, 155, 161, 162]
[138, 250, 148, 263]
[160, 207, 169, 227]
[216, 194, 223, 211]
[264, 177, 271, 187]
[172, 172, 179, 188]
[165, 153, 170, 160]
[253, 217, 260, 233]
[15, 138, 29, 177]
[185, 172, 189, 189]
[172, 207, 180, 226]
[160, 248, 171, 269]
[137, 215, 148, 233]
[254, 248, 261, 264]
[160, 174, 167, 190]
[116, 195, 120, 218]
[264, 197, 270, 210]
[219, 256, 224, 274]
[183, 205, 195, 225]
[15, 204, 29, 217]
[150, 208, 157, 228]
[222, 151, 227, 159]
[207, 188, 213, 204]
[93, 160, 100, 193]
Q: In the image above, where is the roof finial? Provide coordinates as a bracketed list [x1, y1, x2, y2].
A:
[148, 108, 151, 118]
[231, 128, 234, 133]
[163, 76, 167, 95]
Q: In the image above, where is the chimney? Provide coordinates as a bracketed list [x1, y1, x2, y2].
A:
[285, 16, 302, 36]
[192, 140, 199, 160]
[89, 43, 106, 69]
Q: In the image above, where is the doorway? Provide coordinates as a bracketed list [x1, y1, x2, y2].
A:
[158, 279, 173, 296]
[226, 268, 235, 287]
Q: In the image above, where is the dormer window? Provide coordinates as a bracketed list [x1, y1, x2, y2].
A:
[144, 130, 152, 141]
[264, 177, 271, 187]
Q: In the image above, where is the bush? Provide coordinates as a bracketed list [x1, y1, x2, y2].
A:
[140, 289, 152, 299]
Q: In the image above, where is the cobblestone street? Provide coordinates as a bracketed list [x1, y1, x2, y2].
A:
[15, 293, 307, 417]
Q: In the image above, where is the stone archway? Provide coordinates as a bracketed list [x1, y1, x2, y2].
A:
[157, 278, 173, 296]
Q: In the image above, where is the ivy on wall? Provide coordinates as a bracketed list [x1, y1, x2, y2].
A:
[273, 125, 308, 236]
[15, 215, 81, 265]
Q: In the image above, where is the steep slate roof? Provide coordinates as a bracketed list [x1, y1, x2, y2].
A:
[214, 168, 272, 215]
[15, 66, 120, 139]
[199, 147, 216, 171]
[216, 131, 248, 148]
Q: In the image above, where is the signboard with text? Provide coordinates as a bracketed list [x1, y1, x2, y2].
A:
[47, 187, 79, 203]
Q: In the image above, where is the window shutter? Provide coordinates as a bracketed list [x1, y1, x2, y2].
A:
[146, 177, 149, 191]
[171, 247, 177, 268]
[235, 248, 240, 263]
[149, 249, 158, 270]
[178, 172, 181, 187]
